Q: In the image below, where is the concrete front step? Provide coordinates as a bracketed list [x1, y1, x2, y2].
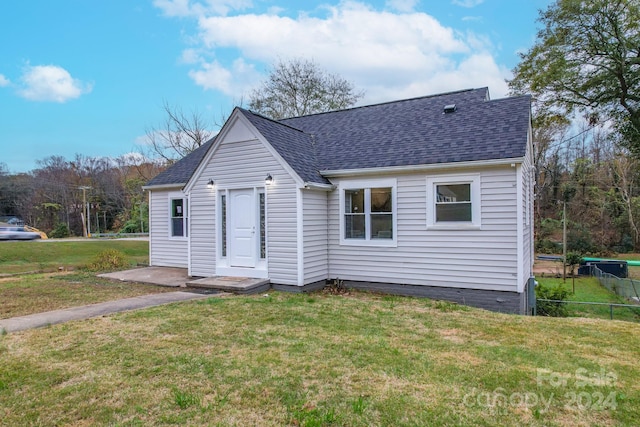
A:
[187, 276, 270, 295]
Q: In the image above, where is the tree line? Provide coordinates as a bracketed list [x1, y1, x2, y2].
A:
[0, 155, 163, 237]
[510, 0, 640, 254]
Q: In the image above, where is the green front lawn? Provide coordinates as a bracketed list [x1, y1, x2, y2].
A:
[0, 240, 148, 274]
[536, 277, 640, 322]
[0, 240, 164, 319]
[0, 272, 172, 319]
[1, 291, 638, 426]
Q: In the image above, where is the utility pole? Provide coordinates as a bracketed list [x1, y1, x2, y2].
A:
[78, 186, 92, 238]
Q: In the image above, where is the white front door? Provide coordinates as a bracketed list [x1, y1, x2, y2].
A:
[228, 188, 256, 267]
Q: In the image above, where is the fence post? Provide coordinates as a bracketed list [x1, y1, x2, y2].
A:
[610, 304, 613, 320]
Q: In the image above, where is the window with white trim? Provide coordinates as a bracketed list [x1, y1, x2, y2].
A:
[427, 174, 481, 229]
[170, 197, 188, 237]
[340, 179, 397, 246]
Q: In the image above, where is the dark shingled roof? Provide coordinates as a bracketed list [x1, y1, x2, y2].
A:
[145, 138, 215, 187]
[280, 87, 530, 172]
[146, 88, 531, 187]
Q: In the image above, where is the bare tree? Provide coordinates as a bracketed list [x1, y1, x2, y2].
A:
[249, 58, 364, 120]
[611, 154, 640, 249]
[144, 101, 214, 163]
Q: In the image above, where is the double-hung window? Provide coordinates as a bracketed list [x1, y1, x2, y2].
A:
[341, 179, 397, 246]
[170, 197, 188, 237]
[427, 174, 481, 229]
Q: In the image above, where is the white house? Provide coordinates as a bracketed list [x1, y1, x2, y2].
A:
[143, 88, 535, 314]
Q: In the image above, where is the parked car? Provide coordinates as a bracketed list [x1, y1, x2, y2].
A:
[0, 226, 42, 240]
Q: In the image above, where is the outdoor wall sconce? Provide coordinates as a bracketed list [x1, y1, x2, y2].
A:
[265, 174, 273, 185]
[207, 179, 215, 189]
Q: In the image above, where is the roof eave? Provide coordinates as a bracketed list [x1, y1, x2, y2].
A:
[320, 157, 526, 178]
[141, 183, 186, 191]
[302, 182, 335, 191]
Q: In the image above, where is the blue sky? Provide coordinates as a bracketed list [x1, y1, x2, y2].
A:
[0, 0, 551, 173]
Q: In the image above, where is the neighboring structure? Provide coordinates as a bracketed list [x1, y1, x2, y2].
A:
[143, 88, 534, 313]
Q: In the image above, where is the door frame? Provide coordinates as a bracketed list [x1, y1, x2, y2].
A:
[228, 188, 257, 268]
[216, 186, 268, 278]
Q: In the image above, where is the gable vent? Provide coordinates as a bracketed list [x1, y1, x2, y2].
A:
[443, 104, 457, 114]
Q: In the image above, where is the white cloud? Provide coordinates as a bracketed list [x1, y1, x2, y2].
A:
[18, 65, 92, 102]
[153, 0, 193, 16]
[385, 0, 419, 13]
[452, 0, 484, 8]
[0, 74, 9, 87]
[117, 151, 149, 165]
[153, 0, 252, 17]
[179, 48, 203, 64]
[160, 1, 510, 102]
[188, 57, 260, 95]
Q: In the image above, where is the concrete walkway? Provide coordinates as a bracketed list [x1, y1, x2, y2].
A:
[99, 267, 190, 287]
[100, 267, 271, 294]
[0, 291, 214, 333]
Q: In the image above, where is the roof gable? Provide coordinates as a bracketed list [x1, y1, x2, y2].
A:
[239, 109, 329, 185]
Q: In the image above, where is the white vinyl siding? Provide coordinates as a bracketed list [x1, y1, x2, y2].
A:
[521, 148, 535, 292]
[149, 189, 188, 268]
[303, 189, 329, 284]
[188, 134, 298, 284]
[328, 167, 519, 292]
[187, 174, 217, 277]
[265, 171, 299, 285]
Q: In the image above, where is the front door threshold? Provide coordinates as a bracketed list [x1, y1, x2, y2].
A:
[187, 276, 270, 295]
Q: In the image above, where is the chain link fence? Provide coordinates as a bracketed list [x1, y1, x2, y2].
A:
[591, 265, 640, 301]
[535, 299, 640, 321]
[533, 264, 640, 321]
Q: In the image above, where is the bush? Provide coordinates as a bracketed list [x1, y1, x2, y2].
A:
[85, 249, 129, 272]
[535, 238, 561, 254]
[567, 224, 603, 254]
[613, 234, 635, 253]
[119, 219, 141, 234]
[539, 218, 562, 239]
[49, 223, 70, 239]
[535, 284, 570, 317]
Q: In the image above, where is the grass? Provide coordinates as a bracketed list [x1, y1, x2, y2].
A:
[0, 240, 170, 319]
[0, 240, 149, 274]
[0, 272, 173, 319]
[0, 291, 638, 426]
[536, 277, 640, 322]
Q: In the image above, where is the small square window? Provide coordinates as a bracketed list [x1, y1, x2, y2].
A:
[427, 174, 481, 229]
